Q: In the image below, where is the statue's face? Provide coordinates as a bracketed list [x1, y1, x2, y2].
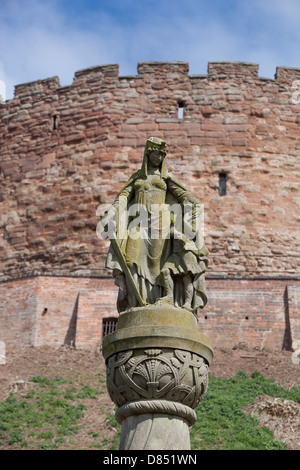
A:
[148, 149, 164, 167]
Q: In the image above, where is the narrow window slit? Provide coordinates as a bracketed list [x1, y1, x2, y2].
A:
[178, 101, 184, 119]
[52, 114, 58, 130]
[219, 173, 227, 196]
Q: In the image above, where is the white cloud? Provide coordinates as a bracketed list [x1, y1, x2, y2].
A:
[0, 0, 299, 100]
[0, 1, 119, 97]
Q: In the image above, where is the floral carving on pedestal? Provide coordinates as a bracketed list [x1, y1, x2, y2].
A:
[106, 348, 209, 410]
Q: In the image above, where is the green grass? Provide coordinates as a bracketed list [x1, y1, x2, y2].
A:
[190, 370, 300, 450]
[0, 376, 96, 450]
[0, 370, 299, 450]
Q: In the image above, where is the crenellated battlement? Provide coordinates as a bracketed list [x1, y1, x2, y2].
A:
[2, 61, 300, 104]
[275, 65, 300, 83]
[14, 76, 61, 98]
[73, 63, 120, 84]
[207, 61, 259, 79]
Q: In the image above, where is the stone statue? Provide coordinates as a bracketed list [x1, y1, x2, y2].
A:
[101, 137, 208, 316]
[101, 137, 213, 450]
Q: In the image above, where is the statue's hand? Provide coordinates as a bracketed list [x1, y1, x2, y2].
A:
[177, 237, 187, 246]
[171, 227, 187, 245]
[183, 194, 200, 206]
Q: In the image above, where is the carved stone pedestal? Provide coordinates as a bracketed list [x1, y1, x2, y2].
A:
[102, 304, 213, 450]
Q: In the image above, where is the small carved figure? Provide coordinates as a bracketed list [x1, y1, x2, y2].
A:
[101, 137, 208, 315]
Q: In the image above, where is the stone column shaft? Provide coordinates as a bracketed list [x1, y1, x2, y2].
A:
[102, 305, 213, 450]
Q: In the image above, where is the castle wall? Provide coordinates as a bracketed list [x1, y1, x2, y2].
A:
[0, 61, 300, 276]
[0, 61, 300, 350]
[0, 275, 299, 351]
[201, 278, 300, 350]
[0, 275, 117, 348]
[0, 277, 37, 345]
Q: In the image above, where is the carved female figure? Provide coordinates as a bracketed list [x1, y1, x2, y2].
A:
[101, 137, 208, 315]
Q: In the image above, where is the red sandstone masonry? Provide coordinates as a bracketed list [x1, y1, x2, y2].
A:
[200, 278, 300, 350]
[0, 276, 117, 348]
[0, 277, 37, 345]
[0, 61, 300, 351]
[0, 61, 299, 278]
[0, 275, 299, 351]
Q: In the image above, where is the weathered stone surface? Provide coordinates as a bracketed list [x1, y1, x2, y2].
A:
[0, 61, 299, 279]
[119, 413, 191, 450]
[103, 305, 213, 363]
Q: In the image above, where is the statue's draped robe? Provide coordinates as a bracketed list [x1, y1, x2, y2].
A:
[106, 150, 208, 313]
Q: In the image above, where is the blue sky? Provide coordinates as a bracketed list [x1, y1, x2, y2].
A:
[1, 0, 300, 100]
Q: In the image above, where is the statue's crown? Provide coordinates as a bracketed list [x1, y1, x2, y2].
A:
[146, 137, 167, 153]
